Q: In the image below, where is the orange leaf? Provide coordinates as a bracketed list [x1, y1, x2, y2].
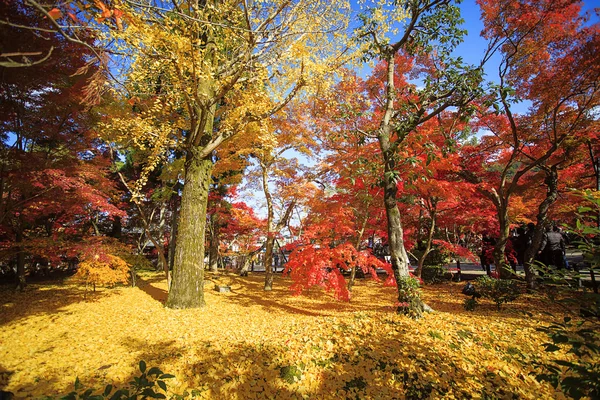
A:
[94, 0, 109, 12]
[48, 8, 62, 20]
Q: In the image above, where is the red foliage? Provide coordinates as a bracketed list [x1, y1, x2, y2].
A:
[284, 243, 389, 301]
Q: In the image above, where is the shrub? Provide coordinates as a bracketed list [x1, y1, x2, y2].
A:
[475, 276, 520, 310]
[463, 297, 478, 311]
[76, 254, 130, 292]
[534, 315, 600, 398]
[421, 265, 447, 284]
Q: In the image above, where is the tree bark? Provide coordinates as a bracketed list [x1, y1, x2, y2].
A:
[111, 216, 122, 240]
[15, 227, 26, 291]
[208, 213, 219, 273]
[493, 200, 512, 279]
[523, 166, 559, 289]
[348, 210, 369, 291]
[166, 152, 213, 308]
[415, 205, 437, 278]
[168, 194, 179, 281]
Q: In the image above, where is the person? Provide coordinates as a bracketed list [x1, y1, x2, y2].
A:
[513, 226, 528, 267]
[505, 234, 518, 272]
[539, 225, 566, 269]
[479, 232, 496, 276]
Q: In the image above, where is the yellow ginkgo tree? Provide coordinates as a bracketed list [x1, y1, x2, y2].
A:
[100, 0, 351, 308]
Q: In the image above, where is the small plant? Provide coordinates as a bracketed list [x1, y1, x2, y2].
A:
[421, 265, 446, 284]
[534, 315, 600, 399]
[60, 361, 174, 399]
[463, 297, 478, 311]
[396, 276, 426, 318]
[280, 365, 303, 384]
[475, 275, 520, 310]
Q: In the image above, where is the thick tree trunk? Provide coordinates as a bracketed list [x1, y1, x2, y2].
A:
[523, 166, 559, 289]
[168, 194, 179, 277]
[166, 153, 213, 309]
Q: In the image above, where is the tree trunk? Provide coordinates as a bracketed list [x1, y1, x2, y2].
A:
[493, 202, 512, 279]
[264, 235, 275, 291]
[166, 153, 213, 309]
[523, 166, 559, 289]
[15, 228, 26, 291]
[111, 216, 122, 239]
[375, 49, 425, 315]
[168, 194, 179, 281]
[208, 214, 219, 273]
[348, 210, 369, 291]
[415, 207, 436, 278]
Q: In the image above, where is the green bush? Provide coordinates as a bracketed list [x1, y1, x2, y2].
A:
[475, 276, 520, 310]
[534, 315, 600, 399]
[531, 191, 600, 398]
[412, 248, 451, 267]
[421, 265, 447, 284]
[463, 297, 478, 311]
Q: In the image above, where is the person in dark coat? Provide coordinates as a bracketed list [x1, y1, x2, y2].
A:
[539, 225, 566, 269]
[513, 226, 528, 267]
[479, 232, 496, 276]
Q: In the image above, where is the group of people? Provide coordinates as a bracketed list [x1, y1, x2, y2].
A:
[478, 223, 569, 276]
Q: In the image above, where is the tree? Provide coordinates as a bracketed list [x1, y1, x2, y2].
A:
[0, 4, 124, 289]
[100, 0, 350, 308]
[353, 0, 485, 313]
[465, 0, 600, 284]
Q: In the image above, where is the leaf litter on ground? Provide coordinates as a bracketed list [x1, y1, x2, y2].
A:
[0, 272, 577, 399]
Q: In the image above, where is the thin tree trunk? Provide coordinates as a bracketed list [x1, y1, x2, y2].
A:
[493, 202, 512, 279]
[111, 216, 122, 240]
[114, 164, 170, 286]
[156, 202, 168, 273]
[166, 153, 213, 308]
[415, 207, 437, 278]
[264, 235, 275, 291]
[208, 214, 219, 273]
[348, 210, 370, 291]
[523, 166, 559, 289]
[15, 228, 26, 291]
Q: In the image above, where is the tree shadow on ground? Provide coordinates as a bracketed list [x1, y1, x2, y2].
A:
[116, 325, 529, 399]
[0, 283, 109, 326]
[222, 273, 398, 317]
[136, 276, 168, 303]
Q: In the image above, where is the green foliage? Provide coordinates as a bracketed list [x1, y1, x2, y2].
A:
[118, 253, 155, 272]
[396, 276, 425, 318]
[279, 365, 303, 384]
[413, 247, 452, 268]
[475, 276, 520, 310]
[531, 191, 600, 398]
[421, 265, 447, 284]
[463, 297, 478, 311]
[59, 361, 174, 399]
[534, 316, 600, 399]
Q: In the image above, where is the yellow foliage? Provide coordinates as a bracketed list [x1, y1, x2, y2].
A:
[0, 274, 582, 399]
[76, 254, 130, 288]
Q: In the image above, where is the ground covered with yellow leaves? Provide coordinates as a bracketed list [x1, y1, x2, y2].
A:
[0, 272, 577, 399]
